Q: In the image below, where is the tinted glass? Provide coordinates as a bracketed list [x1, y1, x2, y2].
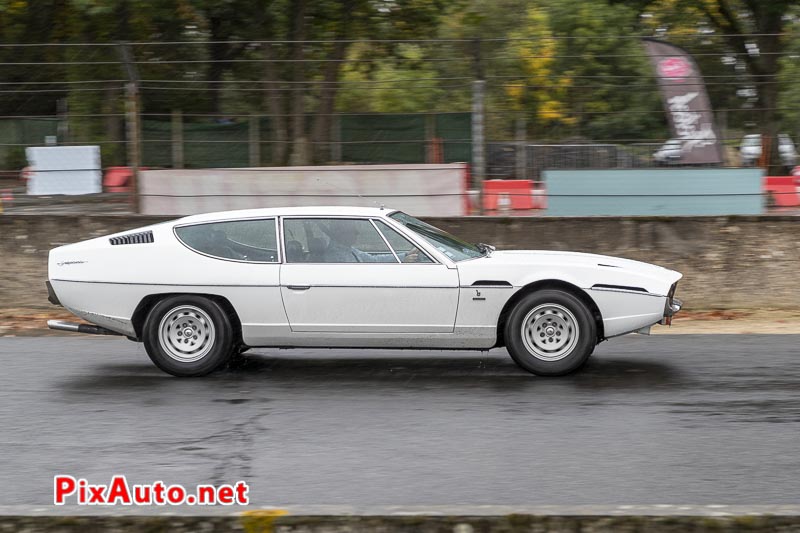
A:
[389, 212, 483, 262]
[373, 220, 433, 263]
[175, 219, 278, 262]
[283, 218, 396, 263]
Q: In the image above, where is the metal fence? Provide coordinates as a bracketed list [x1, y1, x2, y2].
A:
[1, 35, 799, 214]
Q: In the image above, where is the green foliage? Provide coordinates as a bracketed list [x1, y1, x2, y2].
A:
[436, 0, 667, 140]
[337, 43, 447, 112]
[3, 0, 800, 161]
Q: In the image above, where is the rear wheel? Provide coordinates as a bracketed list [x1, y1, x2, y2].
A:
[505, 289, 596, 376]
[143, 295, 235, 377]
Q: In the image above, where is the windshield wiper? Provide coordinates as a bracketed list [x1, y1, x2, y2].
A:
[475, 242, 495, 256]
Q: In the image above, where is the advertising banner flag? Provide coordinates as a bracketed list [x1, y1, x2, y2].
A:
[643, 38, 723, 164]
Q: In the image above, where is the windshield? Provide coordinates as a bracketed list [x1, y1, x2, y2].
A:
[389, 212, 484, 262]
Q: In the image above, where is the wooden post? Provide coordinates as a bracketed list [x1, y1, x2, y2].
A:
[472, 80, 486, 202]
[471, 38, 486, 214]
[125, 82, 141, 213]
[425, 113, 436, 163]
[172, 110, 183, 169]
[119, 43, 141, 213]
[515, 118, 527, 180]
[331, 114, 342, 163]
[249, 114, 260, 167]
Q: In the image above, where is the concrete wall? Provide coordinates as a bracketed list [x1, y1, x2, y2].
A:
[2, 214, 799, 309]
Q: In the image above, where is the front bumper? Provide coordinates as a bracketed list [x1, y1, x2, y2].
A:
[660, 283, 682, 325]
[46, 281, 61, 306]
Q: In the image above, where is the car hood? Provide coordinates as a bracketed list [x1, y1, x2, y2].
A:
[492, 249, 671, 272]
[457, 250, 682, 296]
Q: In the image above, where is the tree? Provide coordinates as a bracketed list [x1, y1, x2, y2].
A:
[619, 0, 800, 173]
[438, 0, 665, 142]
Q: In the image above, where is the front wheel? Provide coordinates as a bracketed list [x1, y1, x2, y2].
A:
[505, 289, 596, 376]
[143, 295, 235, 377]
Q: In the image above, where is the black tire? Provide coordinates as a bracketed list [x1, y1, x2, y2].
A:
[505, 289, 596, 376]
[143, 295, 235, 377]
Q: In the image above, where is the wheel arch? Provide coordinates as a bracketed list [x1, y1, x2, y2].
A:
[131, 292, 243, 345]
[495, 279, 604, 348]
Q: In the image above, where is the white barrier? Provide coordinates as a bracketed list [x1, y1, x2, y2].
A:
[140, 163, 469, 216]
[25, 146, 102, 195]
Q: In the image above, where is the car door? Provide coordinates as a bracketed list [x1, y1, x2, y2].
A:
[279, 217, 459, 333]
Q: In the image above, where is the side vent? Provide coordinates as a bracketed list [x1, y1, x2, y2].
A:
[591, 283, 648, 293]
[109, 230, 154, 246]
[471, 280, 513, 287]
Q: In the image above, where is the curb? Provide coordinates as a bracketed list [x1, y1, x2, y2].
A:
[2, 506, 800, 532]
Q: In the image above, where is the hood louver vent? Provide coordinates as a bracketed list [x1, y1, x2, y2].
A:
[109, 230, 154, 246]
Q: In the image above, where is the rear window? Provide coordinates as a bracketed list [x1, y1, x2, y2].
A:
[175, 219, 278, 262]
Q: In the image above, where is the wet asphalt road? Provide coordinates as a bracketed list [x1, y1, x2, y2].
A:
[0, 335, 798, 507]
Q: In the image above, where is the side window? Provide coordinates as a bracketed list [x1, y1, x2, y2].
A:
[175, 219, 278, 262]
[283, 218, 397, 263]
[374, 220, 434, 263]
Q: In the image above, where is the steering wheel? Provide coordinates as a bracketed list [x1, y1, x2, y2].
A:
[222, 246, 248, 261]
[402, 247, 421, 263]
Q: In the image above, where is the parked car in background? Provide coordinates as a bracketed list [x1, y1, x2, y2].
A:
[653, 139, 682, 165]
[740, 134, 797, 168]
[46, 206, 682, 378]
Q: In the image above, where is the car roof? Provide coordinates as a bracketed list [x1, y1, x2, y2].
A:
[176, 205, 396, 224]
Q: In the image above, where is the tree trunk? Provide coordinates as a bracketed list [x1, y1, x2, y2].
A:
[717, 3, 786, 175]
[310, 0, 354, 164]
[754, 13, 785, 176]
[208, 16, 227, 114]
[263, 44, 289, 166]
[288, 0, 309, 166]
[311, 40, 349, 164]
[256, 3, 288, 166]
[759, 80, 783, 175]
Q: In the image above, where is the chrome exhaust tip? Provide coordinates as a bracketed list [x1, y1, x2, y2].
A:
[47, 320, 121, 336]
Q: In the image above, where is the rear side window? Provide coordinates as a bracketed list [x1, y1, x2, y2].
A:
[175, 219, 278, 262]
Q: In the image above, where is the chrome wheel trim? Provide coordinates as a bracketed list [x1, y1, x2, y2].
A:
[158, 305, 216, 363]
[521, 303, 580, 361]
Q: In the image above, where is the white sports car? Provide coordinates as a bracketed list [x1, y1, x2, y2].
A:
[47, 206, 682, 377]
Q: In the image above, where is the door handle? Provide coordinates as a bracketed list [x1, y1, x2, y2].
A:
[286, 285, 311, 291]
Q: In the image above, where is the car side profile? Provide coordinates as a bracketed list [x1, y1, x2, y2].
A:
[653, 138, 683, 165]
[47, 206, 682, 377]
[740, 133, 797, 168]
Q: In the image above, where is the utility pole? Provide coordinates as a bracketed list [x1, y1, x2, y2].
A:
[119, 43, 141, 213]
[471, 38, 486, 214]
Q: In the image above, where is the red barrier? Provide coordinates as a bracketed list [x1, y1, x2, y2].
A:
[483, 179, 538, 210]
[763, 176, 799, 207]
[103, 166, 133, 192]
[104, 167, 152, 192]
